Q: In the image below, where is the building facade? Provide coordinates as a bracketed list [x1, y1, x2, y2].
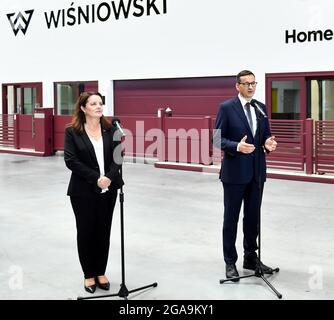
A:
[1, 0, 334, 178]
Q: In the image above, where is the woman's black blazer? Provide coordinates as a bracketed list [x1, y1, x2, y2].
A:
[64, 125, 124, 197]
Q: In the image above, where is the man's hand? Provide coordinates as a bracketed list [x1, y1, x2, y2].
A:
[265, 136, 277, 152]
[97, 176, 111, 189]
[238, 135, 255, 154]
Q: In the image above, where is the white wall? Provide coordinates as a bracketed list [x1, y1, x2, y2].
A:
[1, 0, 334, 111]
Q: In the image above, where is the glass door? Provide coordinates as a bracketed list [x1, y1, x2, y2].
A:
[308, 79, 334, 120]
[16, 85, 38, 114]
[2, 83, 42, 114]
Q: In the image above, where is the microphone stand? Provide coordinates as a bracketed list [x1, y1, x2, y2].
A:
[219, 105, 282, 299]
[78, 128, 158, 300]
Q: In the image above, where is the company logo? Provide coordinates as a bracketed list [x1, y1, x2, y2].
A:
[6, 1, 168, 37]
[6, 10, 34, 36]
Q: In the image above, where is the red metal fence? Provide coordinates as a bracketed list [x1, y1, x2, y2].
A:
[0, 114, 15, 148]
[315, 120, 334, 174]
[266, 120, 305, 171]
[2, 113, 334, 177]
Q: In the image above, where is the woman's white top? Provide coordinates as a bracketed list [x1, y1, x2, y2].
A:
[89, 135, 108, 193]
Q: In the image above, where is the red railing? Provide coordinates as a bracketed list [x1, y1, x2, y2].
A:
[2, 112, 334, 179]
[0, 114, 15, 148]
[315, 120, 334, 174]
[267, 120, 305, 171]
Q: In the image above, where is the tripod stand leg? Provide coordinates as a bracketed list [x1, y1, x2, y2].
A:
[260, 275, 282, 299]
[78, 292, 119, 300]
[127, 282, 158, 295]
[220, 274, 253, 284]
[219, 270, 282, 299]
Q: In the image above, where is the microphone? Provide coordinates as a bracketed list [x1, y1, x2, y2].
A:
[111, 117, 126, 137]
[251, 99, 267, 118]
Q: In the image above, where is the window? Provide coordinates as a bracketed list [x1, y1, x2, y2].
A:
[2, 82, 42, 114]
[23, 87, 37, 114]
[271, 80, 301, 120]
[308, 79, 334, 120]
[54, 81, 98, 115]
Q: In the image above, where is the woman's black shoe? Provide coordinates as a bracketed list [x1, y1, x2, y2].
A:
[84, 283, 97, 294]
[96, 277, 110, 291]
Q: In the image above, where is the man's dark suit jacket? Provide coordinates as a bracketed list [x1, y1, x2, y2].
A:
[64, 125, 124, 197]
[214, 97, 272, 184]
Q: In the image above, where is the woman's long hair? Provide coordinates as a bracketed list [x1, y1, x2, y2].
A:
[68, 91, 111, 133]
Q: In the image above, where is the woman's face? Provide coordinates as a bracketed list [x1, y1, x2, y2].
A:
[81, 94, 104, 120]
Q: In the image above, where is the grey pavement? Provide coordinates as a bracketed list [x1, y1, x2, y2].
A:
[0, 153, 333, 300]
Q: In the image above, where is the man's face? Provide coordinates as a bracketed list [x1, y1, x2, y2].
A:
[236, 74, 257, 100]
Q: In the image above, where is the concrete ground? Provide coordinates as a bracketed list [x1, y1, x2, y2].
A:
[0, 153, 333, 300]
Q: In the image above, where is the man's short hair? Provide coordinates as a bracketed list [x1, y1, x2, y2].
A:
[236, 70, 255, 83]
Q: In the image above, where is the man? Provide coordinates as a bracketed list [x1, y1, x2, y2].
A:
[214, 70, 277, 281]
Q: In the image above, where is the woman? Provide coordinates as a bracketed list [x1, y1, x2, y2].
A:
[64, 91, 123, 293]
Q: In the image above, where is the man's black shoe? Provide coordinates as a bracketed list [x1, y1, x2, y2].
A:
[243, 258, 273, 274]
[225, 264, 240, 282]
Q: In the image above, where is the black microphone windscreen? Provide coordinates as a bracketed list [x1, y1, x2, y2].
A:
[250, 99, 267, 118]
[112, 117, 121, 124]
[250, 99, 257, 107]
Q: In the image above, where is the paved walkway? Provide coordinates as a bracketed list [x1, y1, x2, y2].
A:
[0, 153, 333, 300]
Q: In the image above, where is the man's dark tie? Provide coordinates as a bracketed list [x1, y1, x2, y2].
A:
[245, 102, 254, 136]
